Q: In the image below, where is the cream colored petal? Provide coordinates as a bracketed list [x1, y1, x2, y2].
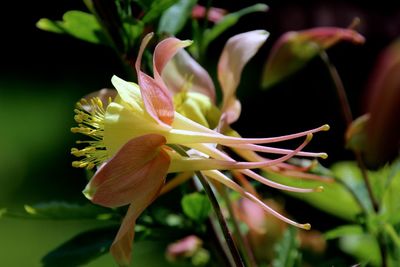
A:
[162, 50, 216, 102]
[218, 30, 269, 123]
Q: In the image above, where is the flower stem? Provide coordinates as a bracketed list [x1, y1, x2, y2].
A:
[220, 186, 258, 267]
[171, 145, 244, 267]
[320, 51, 386, 266]
[319, 51, 379, 212]
[195, 171, 245, 267]
[319, 51, 353, 124]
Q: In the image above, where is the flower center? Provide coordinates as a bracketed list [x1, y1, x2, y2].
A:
[71, 97, 109, 169]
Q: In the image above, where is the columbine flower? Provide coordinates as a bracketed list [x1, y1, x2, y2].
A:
[71, 32, 328, 266]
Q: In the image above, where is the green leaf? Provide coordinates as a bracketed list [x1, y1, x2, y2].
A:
[181, 192, 211, 222]
[331, 161, 374, 212]
[41, 227, 116, 267]
[122, 18, 144, 49]
[158, 0, 198, 35]
[23, 201, 116, 221]
[324, 225, 363, 240]
[152, 207, 185, 227]
[381, 159, 400, 224]
[338, 233, 381, 267]
[142, 0, 179, 23]
[202, 3, 268, 51]
[272, 227, 301, 267]
[261, 27, 365, 89]
[36, 19, 64, 34]
[37, 11, 109, 45]
[263, 167, 362, 221]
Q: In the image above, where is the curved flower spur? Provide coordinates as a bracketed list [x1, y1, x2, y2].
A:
[71, 31, 329, 266]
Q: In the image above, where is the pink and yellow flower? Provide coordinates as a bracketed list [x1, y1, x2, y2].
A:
[72, 31, 328, 266]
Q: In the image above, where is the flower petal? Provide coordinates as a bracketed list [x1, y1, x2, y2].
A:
[261, 27, 365, 88]
[162, 50, 216, 102]
[135, 33, 175, 126]
[191, 5, 227, 23]
[110, 144, 169, 265]
[218, 30, 269, 123]
[153, 36, 193, 85]
[364, 39, 400, 166]
[83, 134, 170, 208]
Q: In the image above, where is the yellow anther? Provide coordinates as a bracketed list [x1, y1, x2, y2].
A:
[315, 186, 324, 192]
[322, 124, 330, 131]
[319, 153, 328, 159]
[72, 161, 86, 168]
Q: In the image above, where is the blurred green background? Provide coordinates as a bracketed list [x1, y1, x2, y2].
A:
[1, 0, 399, 266]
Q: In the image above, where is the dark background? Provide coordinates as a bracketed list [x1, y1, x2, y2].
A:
[0, 1, 399, 266]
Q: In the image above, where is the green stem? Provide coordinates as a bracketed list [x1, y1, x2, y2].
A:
[220, 186, 258, 267]
[319, 51, 353, 124]
[198, 0, 213, 62]
[385, 223, 400, 247]
[172, 145, 244, 267]
[195, 172, 245, 267]
[320, 51, 387, 265]
[319, 51, 379, 212]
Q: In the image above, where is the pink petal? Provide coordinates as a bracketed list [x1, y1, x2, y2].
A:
[109, 204, 137, 267]
[162, 50, 216, 102]
[261, 27, 365, 88]
[191, 5, 227, 23]
[110, 144, 169, 265]
[218, 30, 268, 123]
[364, 40, 400, 166]
[153, 36, 192, 85]
[166, 235, 203, 261]
[135, 33, 175, 126]
[84, 134, 170, 208]
[236, 198, 268, 234]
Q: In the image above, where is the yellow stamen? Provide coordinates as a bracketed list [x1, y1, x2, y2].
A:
[71, 97, 109, 169]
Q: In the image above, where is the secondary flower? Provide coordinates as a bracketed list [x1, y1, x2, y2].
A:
[72, 32, 328, 266]
[192, 4, 227, 23]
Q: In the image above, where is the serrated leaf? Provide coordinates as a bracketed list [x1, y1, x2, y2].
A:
[261, 27, 365, 89]
[41, 227, 116, 267]
[181, 192, 211, 222]
[23, 201, 115, 221]
[272, 227, 301, 267]
[142, 0, 179, 23]
[324, 225, 363, 240]
[202, 3, 268, 51]
[37, 11, 109, 45]
[158, 0, 197, 35]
